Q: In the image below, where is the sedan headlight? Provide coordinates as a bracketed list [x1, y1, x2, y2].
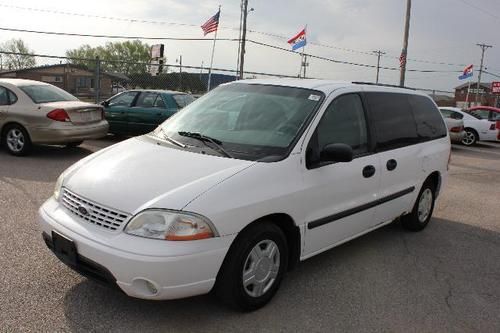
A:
[53, 173, 65, 200]
[124, 209, 218, 241]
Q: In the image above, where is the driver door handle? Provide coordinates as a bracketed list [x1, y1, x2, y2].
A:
[386, 159, 397, 171]
[362, 165, 376, 178]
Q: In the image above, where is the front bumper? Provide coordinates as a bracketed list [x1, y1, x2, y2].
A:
[38, 198, 234, 300]
[31, 120, 109, 144]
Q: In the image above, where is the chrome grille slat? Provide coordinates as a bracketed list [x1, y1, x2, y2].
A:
[61, 188, 130, 231]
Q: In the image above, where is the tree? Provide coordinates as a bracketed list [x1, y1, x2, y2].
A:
[66, 40, 157, 75]
[0, 39, 36, 70]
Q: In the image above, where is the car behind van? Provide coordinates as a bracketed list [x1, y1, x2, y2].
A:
[39, 80, 450, 311]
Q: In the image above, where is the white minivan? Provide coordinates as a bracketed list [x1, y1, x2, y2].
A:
[39, 80, 450, 310]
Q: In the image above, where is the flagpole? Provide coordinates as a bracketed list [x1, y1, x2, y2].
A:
[207, 6, 221, 92]
[299, 25, 307, 78]
[465, 79, 472, 108]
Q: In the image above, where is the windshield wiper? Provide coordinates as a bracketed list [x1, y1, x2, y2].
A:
[158, 128, 186, 148]
[178, 131, 234, 158]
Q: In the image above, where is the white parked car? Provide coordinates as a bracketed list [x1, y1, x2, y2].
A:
[439, 107, 500, 146]
[438, 109, 465, 143]
[39, 80, 450, 310]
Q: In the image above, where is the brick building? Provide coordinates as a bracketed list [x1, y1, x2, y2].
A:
[0, 64, 125, 100]
[455, 82, 500, 108]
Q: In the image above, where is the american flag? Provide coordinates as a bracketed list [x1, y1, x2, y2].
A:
[399, 51, 407, 68]
[201, 10, 220, 36]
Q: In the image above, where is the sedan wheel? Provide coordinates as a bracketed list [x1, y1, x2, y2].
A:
[461, 129, 477, 146]
[4, 125, 32, 156]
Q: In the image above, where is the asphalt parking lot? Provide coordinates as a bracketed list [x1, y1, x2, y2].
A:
[1, 138, 499, 332]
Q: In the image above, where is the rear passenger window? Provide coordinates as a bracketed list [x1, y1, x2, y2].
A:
[409, 95, 447, 140]
[365, 92, 418, 151]
[0, 87, 8, 105]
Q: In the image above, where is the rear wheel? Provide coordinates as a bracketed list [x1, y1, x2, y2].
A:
[215, 223, 288, 311]
[461, 128, 478, 146]
[3, 124, 32, 156]
[402, 181, 436, 231]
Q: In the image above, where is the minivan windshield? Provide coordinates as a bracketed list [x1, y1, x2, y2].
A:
[19, 84, 79, 104]
[159, 83, 324, 161]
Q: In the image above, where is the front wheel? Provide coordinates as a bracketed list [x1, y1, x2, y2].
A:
[402, 181, 436, 231]
[214, 223, 288, 311]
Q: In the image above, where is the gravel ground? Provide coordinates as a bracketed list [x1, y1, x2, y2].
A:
[0, 138, 499, 332]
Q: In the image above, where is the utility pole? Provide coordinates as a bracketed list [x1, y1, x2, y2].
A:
[239, 0, 249, 79]
[236, 0, 244, 79]
[372, 50, 386, 84]
[178, 55, 183, 91]
[301, 54, 309, 78]
[475, 43, 493, 105]
[399, 0, 411, 87]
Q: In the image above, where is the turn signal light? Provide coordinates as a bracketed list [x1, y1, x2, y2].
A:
[47, 109, 70, 122]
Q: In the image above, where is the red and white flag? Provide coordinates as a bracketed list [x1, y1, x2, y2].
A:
[201, 10, 220, 36]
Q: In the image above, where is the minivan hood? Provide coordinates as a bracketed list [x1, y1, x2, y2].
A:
[64, 137, 254, 213]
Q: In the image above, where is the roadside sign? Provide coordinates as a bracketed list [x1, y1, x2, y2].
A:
[151, 44, 164, 59]
[492, 82, 500, 94]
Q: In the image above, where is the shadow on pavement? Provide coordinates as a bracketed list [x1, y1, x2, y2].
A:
[62, 218, 500, 332]
[0, 136, 124, 183]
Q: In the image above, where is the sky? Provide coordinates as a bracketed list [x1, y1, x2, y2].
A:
[0, 0, 499, 93]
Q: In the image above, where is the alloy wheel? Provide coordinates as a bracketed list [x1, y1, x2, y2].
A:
[6, 128, 25, 153]
[462, 131, 475, 146]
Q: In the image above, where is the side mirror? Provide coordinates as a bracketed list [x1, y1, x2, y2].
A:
[320, 143, 353, 163]
[101, 101, 110, 107]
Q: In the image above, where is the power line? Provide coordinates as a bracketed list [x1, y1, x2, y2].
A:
[0, 26, 239, 41]
[453, 0, 500, 21]
[0, 2, 473, 68]
[0, 26, 466, 75]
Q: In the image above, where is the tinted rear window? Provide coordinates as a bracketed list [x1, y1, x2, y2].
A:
[409, 95, 447, 140]
[365, 92, 419, 151]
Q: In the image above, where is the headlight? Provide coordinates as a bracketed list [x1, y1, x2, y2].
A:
[53, 173, 64, 200]
[124, 209, 218, 241]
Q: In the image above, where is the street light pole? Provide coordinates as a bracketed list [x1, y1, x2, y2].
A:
[239, 0, 249, 79]
[372, 50, 386, 84]
[399, 0, 411, 87]
[475, 43, 492, 105]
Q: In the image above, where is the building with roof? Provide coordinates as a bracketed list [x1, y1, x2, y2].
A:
[455, 82, 499, 108]
[0, 64, 129, 100]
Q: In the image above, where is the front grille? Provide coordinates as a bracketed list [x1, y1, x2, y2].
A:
[61, 188, 130, 231]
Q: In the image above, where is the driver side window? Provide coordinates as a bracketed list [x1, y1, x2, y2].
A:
[109, 91, 138, 107]
[316, 94, 368, 155]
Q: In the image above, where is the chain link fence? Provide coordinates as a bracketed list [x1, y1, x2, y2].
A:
[0, 51, 457, 105]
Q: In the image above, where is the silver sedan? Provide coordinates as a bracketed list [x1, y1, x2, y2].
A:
[0, 78, 108, 156]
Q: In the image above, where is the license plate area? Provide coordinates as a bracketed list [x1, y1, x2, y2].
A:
[52, 231, 77, 267]
[70, 109, 101, 123]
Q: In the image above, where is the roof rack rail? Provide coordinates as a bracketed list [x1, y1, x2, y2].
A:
[351, 82, 416, 90]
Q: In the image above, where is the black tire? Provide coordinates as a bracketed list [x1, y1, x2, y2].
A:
[402, 181, 436, 231]
[461, 128, 478, 146]
[214, 222, 288, 311]
[65, 141, 84, 148]
[2, 124, 32, 156]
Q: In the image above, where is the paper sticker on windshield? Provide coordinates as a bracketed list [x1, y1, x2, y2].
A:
[308, 94, 321, 101]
